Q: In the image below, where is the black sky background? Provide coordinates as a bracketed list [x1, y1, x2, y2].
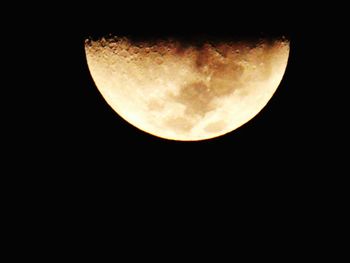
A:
[3, 2, 347, 247]
[7, 2, 342, 195]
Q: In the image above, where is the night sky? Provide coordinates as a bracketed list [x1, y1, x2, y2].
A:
[2, 3, 345, 248]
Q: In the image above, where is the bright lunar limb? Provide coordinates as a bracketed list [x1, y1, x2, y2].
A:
[85, 37, 290, 141]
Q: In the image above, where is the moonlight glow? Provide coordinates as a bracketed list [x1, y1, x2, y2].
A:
[85, 37, 289, 141]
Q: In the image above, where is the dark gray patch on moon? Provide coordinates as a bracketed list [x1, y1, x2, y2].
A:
[204, 121, 227, 133]
[169, 59, 244, 118]
[164, 117, 193, 133]
[209, 63, 245, 95]
[147, 99, 164, 111]
[171, 81, 215, 117]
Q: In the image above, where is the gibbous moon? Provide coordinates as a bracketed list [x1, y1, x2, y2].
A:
[85, 37, 289, 141]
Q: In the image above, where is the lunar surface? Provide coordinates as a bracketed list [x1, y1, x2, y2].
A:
[85, 36, 289, 141]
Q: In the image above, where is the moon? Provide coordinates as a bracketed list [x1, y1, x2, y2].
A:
[85, 36, 289, 141]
